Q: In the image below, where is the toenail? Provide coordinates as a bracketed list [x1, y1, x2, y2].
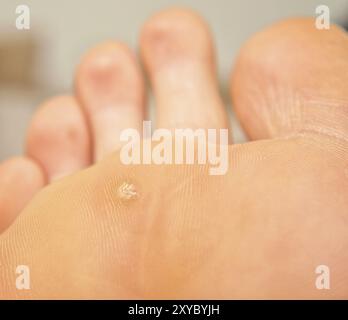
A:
[118, 182, 137, 200]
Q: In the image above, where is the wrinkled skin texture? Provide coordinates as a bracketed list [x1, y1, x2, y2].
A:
[1, 137, 347, 299]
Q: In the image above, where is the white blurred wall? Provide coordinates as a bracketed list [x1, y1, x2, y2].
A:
[0, 0, 347, 160]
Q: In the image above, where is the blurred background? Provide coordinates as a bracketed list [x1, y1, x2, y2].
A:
[1, 0, 348, 160]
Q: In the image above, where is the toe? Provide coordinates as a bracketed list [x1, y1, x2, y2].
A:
[230, 18, 348, 142]
[26, 95, 91, 181]
[0, 157, 45, 233]
[140, 8, 229, 132]
[76, 42, 145, 161]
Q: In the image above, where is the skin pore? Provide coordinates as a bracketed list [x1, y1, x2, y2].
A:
[0, 8, 347, 299]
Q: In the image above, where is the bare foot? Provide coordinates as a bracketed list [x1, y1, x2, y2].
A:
[0, 9, 347, 299]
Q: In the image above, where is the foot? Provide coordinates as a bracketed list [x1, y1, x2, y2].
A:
[0, 9, 347, 299]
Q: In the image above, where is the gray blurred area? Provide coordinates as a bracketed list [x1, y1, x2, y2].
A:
[0, 0, 347, 160]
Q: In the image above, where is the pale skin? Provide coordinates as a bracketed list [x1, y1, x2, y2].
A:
[0, 8, 347, 299]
